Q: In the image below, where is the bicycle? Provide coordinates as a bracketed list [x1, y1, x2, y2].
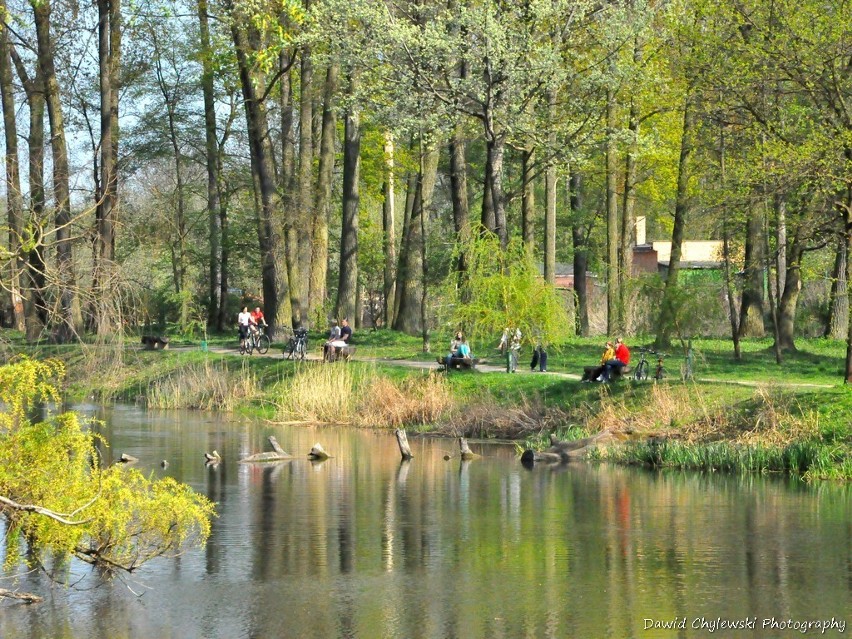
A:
[284, 327, 308, 361]
[242, 325, 270, 355]
[633, 347, 667, 381]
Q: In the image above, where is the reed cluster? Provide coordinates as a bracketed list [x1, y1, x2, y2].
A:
[275, 363, 358, 423]
[146, 359, 261, 411]
[357, 373, 453, 428]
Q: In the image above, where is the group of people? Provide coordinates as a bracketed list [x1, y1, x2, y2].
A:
[323, 318, 352, 361]
[583, 337, 630, 383]
[237, 306, 268, 352]
[237, 306, 353, 360]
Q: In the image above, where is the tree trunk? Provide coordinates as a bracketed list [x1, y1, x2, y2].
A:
[0, 4, 26, 333]
[393, 143, 418, 324]
[481, 163, 495, 232]
[296, 36, 313, 325]
[11, 46, 47, 337]
[277, 51, 294, 328]
[738, 206, 766, 337]
[719, 129, 740, 360]
[382, 131, 397, 326]
[656, 91, 695, 349]
[449, 128, 470, 276]
[544, 89, 557, 286]
[94, 0, 120, 335]
[826, 235, 848, 339]
[230, 7, 280, 338]
[198, 0, 222, 329]
[486, 134, 507, 248]
[32, 0, 78, 341]
[619, 88, 640, 324]
[336, 75, 360, 323]
[776, 238, 803, 352]
[521, 147, 535, 251]
[394, 142, 438, 334]
[605, 89, 620, 335]
[309, 62, 337, 323]
[841, 152, 852, 381]
[570, 172, 589, 336]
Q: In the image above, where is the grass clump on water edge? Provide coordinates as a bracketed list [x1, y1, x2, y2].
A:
[146, 359, 262, 411]
[275, 364, 455, 428]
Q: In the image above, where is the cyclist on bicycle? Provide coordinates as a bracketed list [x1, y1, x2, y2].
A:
[237, 306, 253, 352]
[250, 306, 267, 334]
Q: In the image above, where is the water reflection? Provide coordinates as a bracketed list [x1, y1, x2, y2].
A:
[0, 405, 849, 639]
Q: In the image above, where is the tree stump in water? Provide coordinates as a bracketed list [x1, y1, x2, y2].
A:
[308, 443, 330, 460]
[239, 436, 292, 463]
[395, 429, 414, 460]
[521, 430, 621, 464]
[459, 437, 478, 460]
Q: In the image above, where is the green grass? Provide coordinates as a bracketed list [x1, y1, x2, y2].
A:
[2, 328, 850, 479]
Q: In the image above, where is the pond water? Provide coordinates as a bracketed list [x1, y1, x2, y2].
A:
[1, 404, 850, 639]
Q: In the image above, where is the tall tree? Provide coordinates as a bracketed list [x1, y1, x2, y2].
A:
[228, 0, 282, 338]
[32, 0, 79, 341]
[197, 0, 224, 330]
[93, 0, 120, 335]
[336, 73, 361, 322]
[309, 62, 338, 323]
[0, 0, 25, 333]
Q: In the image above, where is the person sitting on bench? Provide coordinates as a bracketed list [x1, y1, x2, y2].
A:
[325, 318, 352, 361]
[601, 337, 630, 382]
[582, 341, 614, 382]
[445, 338, 473, 369]
[445, 331, 463, 368]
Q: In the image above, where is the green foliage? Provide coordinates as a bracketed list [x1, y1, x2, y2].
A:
[0, 358, 215, 574]
[442, 233, 573, 347]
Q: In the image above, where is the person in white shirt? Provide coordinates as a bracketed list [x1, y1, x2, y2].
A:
[237, 306, 254, 352]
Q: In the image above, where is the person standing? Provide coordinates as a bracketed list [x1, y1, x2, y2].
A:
[499, 327, 522, 373]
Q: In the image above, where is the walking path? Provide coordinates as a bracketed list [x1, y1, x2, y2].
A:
[186, 344, 834, 388]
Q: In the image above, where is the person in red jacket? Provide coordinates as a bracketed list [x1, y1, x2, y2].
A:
[602, 337, 630, 382]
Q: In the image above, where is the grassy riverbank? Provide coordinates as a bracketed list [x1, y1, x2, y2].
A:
[1, 329, 849, 480]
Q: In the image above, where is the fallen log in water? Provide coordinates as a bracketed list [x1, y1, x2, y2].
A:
[239, 436, 292, 463]
[118, 453, 138, 464]
[0, 588, 43, 604]
[521, 430, 622, 464]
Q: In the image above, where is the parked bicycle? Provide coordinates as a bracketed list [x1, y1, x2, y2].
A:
[240, 325, 270, 355]
[633, 347, 667, 381]
[284, 327, 308, 361]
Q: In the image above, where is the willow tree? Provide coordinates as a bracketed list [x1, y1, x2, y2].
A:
[0, 358, 214, 601]
[443, 233, 573, 349]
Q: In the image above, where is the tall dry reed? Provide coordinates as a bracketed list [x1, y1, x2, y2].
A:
[356, 373, 453, 428]
[146, 360, 260, 411]
[276, 364, 359, 423]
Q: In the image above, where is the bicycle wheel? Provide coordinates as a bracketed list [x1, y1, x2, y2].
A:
[634, 360, 648, 381]
[297, 339, 307, 361]
[257, 335, 270, 355]
[239, 341, 246, 355]
[284, 338, 295, 359]
[245, 337, 255, 355]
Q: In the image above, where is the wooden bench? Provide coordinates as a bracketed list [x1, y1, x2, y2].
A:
[582, 364, 631, 381]
[437, 356, 479, 371]
[141, 335, 170, 350]
[325, 345, 356, 362]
